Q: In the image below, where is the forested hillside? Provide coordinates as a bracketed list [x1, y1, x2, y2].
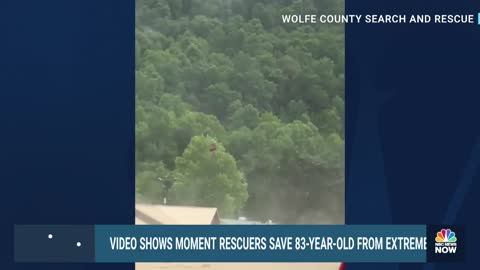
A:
[135, 0, 345, 223]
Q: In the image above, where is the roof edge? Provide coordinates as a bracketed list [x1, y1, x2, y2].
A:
[135, 208, 164, 224]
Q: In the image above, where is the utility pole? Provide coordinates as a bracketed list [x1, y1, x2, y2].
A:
[158, 176, 174, 205]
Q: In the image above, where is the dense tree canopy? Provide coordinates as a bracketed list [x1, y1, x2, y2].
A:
[136, 0, 345, 223]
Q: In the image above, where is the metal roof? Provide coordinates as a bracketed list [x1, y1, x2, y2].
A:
[135, 204, 219, 225]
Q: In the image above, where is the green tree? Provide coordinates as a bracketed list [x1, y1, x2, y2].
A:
[171, 135, 248, 217]
[226, 103, 260, 130]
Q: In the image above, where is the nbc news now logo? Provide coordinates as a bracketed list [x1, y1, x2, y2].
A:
[435, 228, 457, 254]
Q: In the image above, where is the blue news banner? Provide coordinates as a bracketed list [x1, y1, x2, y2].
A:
[15, 225, 453, 263]
[96, 225, 426, 263]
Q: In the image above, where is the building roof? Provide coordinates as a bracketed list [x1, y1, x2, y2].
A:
[135, 204, 219, 225]
[136, 204, 177, 224]
[135, 217, 147, 225]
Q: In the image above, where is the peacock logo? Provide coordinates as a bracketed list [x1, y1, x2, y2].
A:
[435, 229, 457, 243]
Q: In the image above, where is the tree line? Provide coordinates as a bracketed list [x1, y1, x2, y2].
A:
[136, 0, 345, 223]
